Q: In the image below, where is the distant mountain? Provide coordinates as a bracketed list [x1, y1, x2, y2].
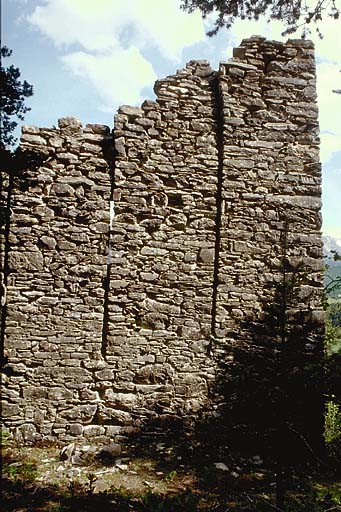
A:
[323, 235, 341, 262]
[323, 235, 341, 299]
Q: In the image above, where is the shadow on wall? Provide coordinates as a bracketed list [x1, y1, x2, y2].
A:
[118, 222, 326, 492]
[213, 280, 325, 466]
[130, 272, 325, 459]
[0, 146, 50, 367]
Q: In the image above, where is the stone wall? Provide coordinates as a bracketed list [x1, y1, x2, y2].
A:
[216, 37, 323, 345]
[1, 36, 324, 445]
[106, 60, 218, 422]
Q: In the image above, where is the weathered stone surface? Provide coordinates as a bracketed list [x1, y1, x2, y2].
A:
[97, 406, 132, 425]
[8, 251, 44, 271]
[48, 387, 74, 400]
[97, 443, 122, 458]
[51, 183, 75, 196]
[134, 364, 174, 385]
[21, 134, 47, 145]
[2, 37, 323, 446]
[60, 405, 97, 422]
[40, 236, 57, 249]
[58, 116, 82, 133]
[118, 105, 143, 117]
[198, 248, 215, 263]
[22, 125, 40, 134]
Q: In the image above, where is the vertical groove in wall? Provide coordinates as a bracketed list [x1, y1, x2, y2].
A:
[101, 245, 111, 359]
[209, 72, 225, 352]
[101, 137, 116, 359]
[0, 165, 13, 367]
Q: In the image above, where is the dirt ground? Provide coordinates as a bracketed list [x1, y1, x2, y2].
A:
[2, 428, 341, 512]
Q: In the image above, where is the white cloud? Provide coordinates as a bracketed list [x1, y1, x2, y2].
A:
[132, 0, 205, 61]
[28, 0, 205, 61]
[27, 0, 205, 111]
[28, 0, 124, 51]
[61, 47, 157, 110]
[317, 63, 341, 162]
[230, 18, 286, 45]
[310, 19, 341, 64]
[317, 63, 341, 132]
[320, 133, 341, 163]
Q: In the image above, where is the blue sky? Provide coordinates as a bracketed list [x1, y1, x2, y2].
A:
[2, 0, 341, 238]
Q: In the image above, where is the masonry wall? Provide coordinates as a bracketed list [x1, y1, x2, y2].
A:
[1, 37, 324, 445]
[106, 60, 219, 422]
[1, 120, 112, 442]
[216, 37, 323, 346]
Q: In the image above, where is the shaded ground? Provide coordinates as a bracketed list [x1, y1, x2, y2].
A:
[2, 431, 341, 512]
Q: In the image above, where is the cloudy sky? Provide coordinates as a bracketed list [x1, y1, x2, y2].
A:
[3, 0, 341, 238]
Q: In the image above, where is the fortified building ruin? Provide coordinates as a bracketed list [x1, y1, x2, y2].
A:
[1, 37, 325, 445]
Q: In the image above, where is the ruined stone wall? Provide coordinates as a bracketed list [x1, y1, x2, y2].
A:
[216, 37, 323, 347]
[106, 61, 218, 421]
[1, 37, 324, 445]
[1, 120, 112, 442]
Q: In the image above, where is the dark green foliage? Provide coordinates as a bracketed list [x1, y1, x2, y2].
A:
[210, 220, 325, 509]
[324, 259, 341, 469]
[0, 46, 33, 148]
[181, 0, 340, 36]
[324, 251, 341, 298]
[329, 302, 341, 328]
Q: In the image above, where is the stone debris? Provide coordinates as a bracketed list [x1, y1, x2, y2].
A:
[60, 443, 76, 461]
[251, 455, 263, 466]
[58, 442, 122, 466]
[213, 462, 229, 472]
[230, 471, 239, 479]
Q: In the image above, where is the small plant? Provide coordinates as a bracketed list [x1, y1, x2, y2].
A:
[324, 398, 341, 470]
[5, 463, 20, 481]
[21, 461, 37, 480]
[1, 429, 11, 447]
[325, 320, 341, 356]
[4, 461, 37, 482]
[86, 472, 97, 495]
[164, 469, 177, 482]
[325, 399, 341, 444]
[68, 478, 85, 497]
[324, 400, 341, 471]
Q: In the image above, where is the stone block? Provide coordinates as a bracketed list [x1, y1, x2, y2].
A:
[21, 134, 47, 145]
[51, 183, 75, 196]
[9, 251, 44, 271]
[97, 406, 132, 425]
[95, 369, 115, 381]
[23, 387, 48, 400]
[60, 405, 97, 422]
[118, 105, 143, 117]
[104, 391, 138, 409]
[83, 425, 105, 438]
[2, 402, 21, 418]
[48, 387, 74, 400]
[40, 236, 57, 249]
[69, 423, 83, 435]
[58, 116, 82, 132]
[198, 248, 215, 263]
